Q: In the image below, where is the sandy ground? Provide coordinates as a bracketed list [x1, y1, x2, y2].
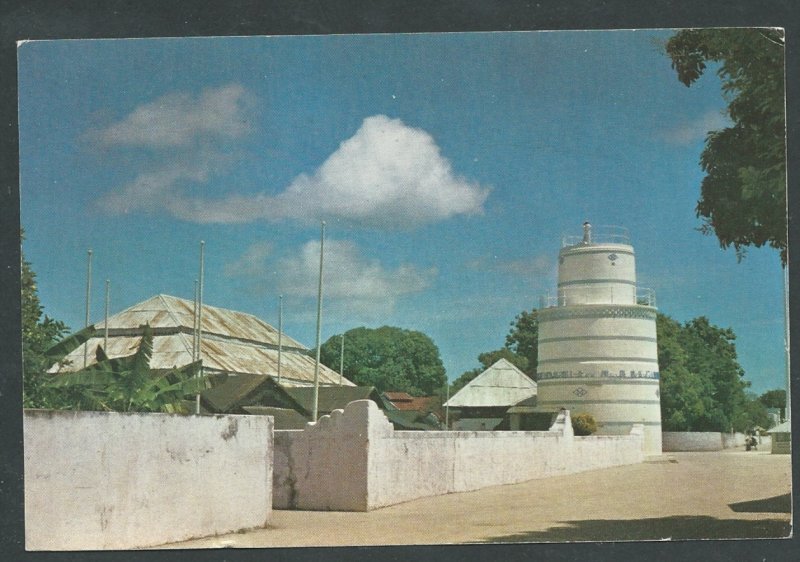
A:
[157, 448, 791, 548]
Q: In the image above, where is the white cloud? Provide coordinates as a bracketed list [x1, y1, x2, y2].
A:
[663, 110, 731, 145]
[265, 115, 490, 227]
[225, 238, 436, 317]
[97, 111, 489, 228]
[88, 83, 254, 148]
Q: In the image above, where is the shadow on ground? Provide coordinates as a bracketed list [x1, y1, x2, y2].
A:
[475, 516, 791, 542]
[728, 493, 791, 514]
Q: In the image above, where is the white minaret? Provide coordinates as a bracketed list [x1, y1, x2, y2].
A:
[536, 223, 662, 455]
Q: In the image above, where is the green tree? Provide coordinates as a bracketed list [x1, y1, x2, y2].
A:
[318, 326, 446, 395]
[657, 312, 756, 432]
[657, 313, 716, 431]
[665, 28, 786, 264]
[21, 240, 74, 409]
[505, 309, 538, 378]
[759, 389, 787, 421]
[46, 325, 207, 413]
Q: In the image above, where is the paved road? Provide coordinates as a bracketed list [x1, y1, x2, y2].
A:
[159, 449, 791, 548]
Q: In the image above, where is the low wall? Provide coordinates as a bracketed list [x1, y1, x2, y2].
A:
[24, 409, 273, 550]
[662, 431, 749, 452]
[274, 400, 644, 511]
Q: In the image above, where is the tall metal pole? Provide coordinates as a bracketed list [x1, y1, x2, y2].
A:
[339, 333, 344, 386]
[784, 265, 791, 422]
[277, 294, 283, 385]
[192, 279, 199, 362]
[312, 221, 325, 422]
[445, 381, 450, 429]
[84, 249, 92, 368]
[196, 241, 205, 415]
[103, 279, 110, 352]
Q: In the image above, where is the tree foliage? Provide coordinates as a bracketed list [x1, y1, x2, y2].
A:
[22, 241, 74, 409]
[665, 28, 786, 264]
[759, 388, 787, 421]
[319, 326, 446, 395]
[657, 312, 761, 432]
[45, 325, 209, 413]
[505, 309, 538, 378]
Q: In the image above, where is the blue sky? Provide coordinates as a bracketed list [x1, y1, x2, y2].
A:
[18, 30, 787, 393]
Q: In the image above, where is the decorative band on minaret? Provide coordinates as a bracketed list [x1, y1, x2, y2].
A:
[537, 224, 662, 455]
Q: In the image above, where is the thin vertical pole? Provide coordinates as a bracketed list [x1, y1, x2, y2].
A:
[84, 249, 92, 368]
[192, 279, 199, 362]
[784, 265, 791, 422]
[277, 294, 283, 385]
[103, 279, 110, 352]
[196, 241, 205, 415]
[312, 221, 325, 422]
[445, 381, 450, 430]
[339, 333, 344, 386]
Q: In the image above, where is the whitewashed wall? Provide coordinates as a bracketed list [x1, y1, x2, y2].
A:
[24, 409, 273, 550]
[274, 400, 645, 511]
[662, 431, 750, 452]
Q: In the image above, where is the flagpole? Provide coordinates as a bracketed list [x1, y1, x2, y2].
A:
[196, 241, 205, 415]
[312, 221, 325, 422]
[84, 249, 92, 368]
[103, 279, 110, 352]
[277, 294, 283, 385]
[339, 333, 344, 386]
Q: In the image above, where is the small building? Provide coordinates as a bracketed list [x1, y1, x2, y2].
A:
[766, 420, 791, 454]
[444, 358, 537, 430]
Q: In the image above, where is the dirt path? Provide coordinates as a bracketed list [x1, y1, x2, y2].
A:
[158, 449, 791, 548]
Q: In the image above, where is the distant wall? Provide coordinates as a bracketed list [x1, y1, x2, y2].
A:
[662, 431, 749, 452]
[274, 400, 645, 511]
[24, 409, 273, 550]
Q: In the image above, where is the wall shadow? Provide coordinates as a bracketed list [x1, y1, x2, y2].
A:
[728, 493, 791, 514]
[475, 516, 791, 543]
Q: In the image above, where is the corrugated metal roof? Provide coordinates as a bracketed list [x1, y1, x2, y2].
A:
[48, 294, 354, 387]
[444, 358, 537, 408]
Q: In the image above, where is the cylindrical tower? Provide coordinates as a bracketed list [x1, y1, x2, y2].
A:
[536, 223, 662, 455]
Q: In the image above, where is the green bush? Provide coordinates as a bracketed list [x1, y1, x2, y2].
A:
[572, 412, 598, 436]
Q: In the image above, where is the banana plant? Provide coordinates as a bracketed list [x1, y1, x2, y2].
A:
[46, 324, 210, 414]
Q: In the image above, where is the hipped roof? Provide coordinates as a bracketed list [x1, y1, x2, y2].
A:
[48, 294, 353, 387]
[444, 358, 537, 408]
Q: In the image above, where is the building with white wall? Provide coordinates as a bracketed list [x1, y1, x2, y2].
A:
[536, 223, 662, 455]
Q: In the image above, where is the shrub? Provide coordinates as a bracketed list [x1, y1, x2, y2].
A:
[572, 412, 598, 436]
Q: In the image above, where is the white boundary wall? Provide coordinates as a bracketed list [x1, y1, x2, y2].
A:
[662, 431, 749, 452]
[24, 409, 273, 550]
[274, 400, 645, 511]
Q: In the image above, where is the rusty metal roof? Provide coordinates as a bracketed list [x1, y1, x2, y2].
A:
[444, 358, 537, 408]
[48, 294, 354, 387]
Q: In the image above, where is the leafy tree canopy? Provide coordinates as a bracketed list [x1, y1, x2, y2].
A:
[665, 28, 786, 264]
[759, 388, 787, 421]
[657, 312, 759, 432]
[318, 326, 446, 395]
[505, 309, 538, 378]
[22, 236, 73, 409]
